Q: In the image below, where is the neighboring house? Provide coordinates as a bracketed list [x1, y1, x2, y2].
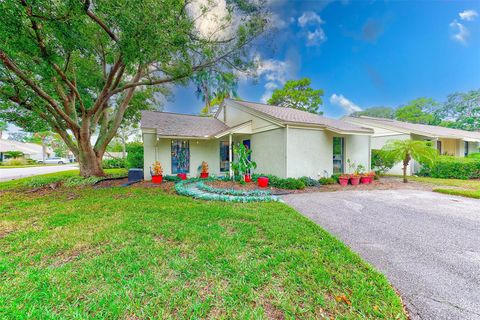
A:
[141, 99, 373, 180]
[343, 116, 480, 175]
[0, 139, 51, 162]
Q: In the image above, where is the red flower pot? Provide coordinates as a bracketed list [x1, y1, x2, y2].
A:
[339, 177, 349, 186]
[360, 176, 370, 184]
[152, 175, 163, 184]
[258, 176, 269, 188]
[244, 175, 252, 182]
[200, 172, 209, 179]
[177, 173, 187, 180]
[350, 176, 360, 185]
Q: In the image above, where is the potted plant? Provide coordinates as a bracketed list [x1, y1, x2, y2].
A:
[350, 173, 360, 185]
[257, 176, 269, 188]
[232, 143, 257, 182]
[338, 174, 350, 186]
[177, 172, 187, 180]
[200, 161, 209, 178]
[151, 161, 163, 184]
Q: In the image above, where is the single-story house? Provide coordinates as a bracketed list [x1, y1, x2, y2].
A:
[0, 139, 51, 162]
[343, 116, 480, 175]
[141, 99, 373, 180]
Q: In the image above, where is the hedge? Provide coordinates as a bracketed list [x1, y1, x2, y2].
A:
[419, 156, 480, 179]
[126, 142, 144, 169]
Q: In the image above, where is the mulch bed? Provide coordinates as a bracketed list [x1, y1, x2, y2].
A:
[205, 177, 434, 195]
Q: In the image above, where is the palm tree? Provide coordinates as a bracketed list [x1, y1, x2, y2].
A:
[382, 139, 437, 183]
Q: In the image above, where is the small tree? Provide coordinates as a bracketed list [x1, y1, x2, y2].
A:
[231, 143, 256, 181]
[267, 78, 324, 114]
[382, 139, 437, 183]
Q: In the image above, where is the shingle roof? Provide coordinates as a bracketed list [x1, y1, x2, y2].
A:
[345, 116, 480, 141]
[226, 99, 373, 134]
[141, 111, 229, 137]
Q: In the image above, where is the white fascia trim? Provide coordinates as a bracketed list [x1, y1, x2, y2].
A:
[142, 128, 156, 134]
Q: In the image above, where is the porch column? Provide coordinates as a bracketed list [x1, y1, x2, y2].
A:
[229, 133, 233, 179]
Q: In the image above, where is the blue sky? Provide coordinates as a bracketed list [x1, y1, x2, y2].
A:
[166, 0, 480, 119]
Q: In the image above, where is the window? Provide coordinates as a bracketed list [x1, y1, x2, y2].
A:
[333, 137, 345, 174]
[220, 141, 229, 172]
[465, 141, 469, 157]
[171, 140, 190, 174]
[436, 140, 442, 155]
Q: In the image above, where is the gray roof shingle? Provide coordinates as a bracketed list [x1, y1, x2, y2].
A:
[345, 116, 480, 141]
[141, 111, 229, 137]
[227, 99, 373, 133]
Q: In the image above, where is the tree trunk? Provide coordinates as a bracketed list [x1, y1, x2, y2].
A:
[402, 154, 411, 183]
[78, 145, 105, 177]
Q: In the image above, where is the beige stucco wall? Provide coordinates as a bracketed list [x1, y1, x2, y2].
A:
[284, 128, 371, 178]
[223, 103, 279, 132]
[249, 128, 286, 177]
[286, 128, 331, 178]
[345, 134, 371, 173]
[143, 134, 223, 180]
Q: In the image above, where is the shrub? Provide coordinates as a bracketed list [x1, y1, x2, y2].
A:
[126, 142, 143, 169]
[371, 149, 397, 174]
[102, 158, 126, 169]
[419, 156, 480, 179]
[299, 176, 321, 187]
[3, 157, 28, 166]
[163, 175, 181, 182]
[252, 174, 305, 190]
[319, 177, 336, 185]
[468, 153, 480, 160]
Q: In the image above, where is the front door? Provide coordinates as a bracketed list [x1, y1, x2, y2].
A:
[243, 139, 251, 161]
[333, 137, 345, 174]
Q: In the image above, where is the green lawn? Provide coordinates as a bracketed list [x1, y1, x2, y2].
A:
[388, 175, 480, 200]
[0, 175, 407, 319]
[0, 169, 126, 191]
[0, 164, 60, 169]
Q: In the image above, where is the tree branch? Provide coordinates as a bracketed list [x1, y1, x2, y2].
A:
[0, 50, 80, 131]
[83, 0, 118, 42]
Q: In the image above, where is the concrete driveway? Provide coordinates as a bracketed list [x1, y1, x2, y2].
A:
[283, 190, 480, 320]
[0, 164, 78, 182]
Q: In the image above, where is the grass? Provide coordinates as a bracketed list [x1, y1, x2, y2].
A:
[0, 175, 407, 319]
[434, 188, 480, 199]
[389, 175, 480, 200]
[0, 164, 60, 169]
[0, 168, 126, 191]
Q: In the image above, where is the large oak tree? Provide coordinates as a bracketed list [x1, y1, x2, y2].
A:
[0, 0, 266, 176]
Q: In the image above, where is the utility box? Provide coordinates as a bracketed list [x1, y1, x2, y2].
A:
[128, 168, 143, 182]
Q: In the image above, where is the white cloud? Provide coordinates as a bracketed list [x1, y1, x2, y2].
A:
[449, 20, 469, 44]
[459, 9, 478, 21]
[245, 54, 297, 103]
[268, 13, 289, 30]
[329, 94, 362, 114]
[306, 28, 327, 46]
[297, 11, 326, 47]
[187, 0, 238, 41]
[298, 11, 324, 27]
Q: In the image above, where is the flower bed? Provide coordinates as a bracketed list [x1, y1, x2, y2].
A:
[175, 179, 280, 202]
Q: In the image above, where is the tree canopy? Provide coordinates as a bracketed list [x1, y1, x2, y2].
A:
[0, 0, 266, 176]
[267, 78, 324, 114]
[351, 106, 395, 119]
[395, 98, 440, 125]
[436, 89, 480, 131]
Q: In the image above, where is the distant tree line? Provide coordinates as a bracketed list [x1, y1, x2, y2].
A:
[351, 89, 480, 131]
